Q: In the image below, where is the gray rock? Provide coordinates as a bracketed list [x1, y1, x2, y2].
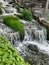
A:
[23, 46, 49, 65]
[28, 44, 38, 51]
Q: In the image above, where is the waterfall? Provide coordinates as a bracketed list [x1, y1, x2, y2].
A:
[10, 32, 20, 46]
[24, 31, 32, 41]
[0, 21, 49, 55]
[0, 17, 49, 56]
[20, 20, 49, 55]
[1, 0, 49, 56]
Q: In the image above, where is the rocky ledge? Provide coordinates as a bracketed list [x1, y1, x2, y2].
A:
[20, 44, 49, 65]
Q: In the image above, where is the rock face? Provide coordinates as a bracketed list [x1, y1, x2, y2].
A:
[22, 44, 49, 65]
[14, 0, 46, 8]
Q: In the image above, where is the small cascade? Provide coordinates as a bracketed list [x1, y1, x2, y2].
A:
[17, 20, 49, 55]
[10, 32, 20, 46]
[1, 0, 49, 65]
[0, 18, 49, 56]
[1, 0, 49, 57]
[31, 28, 47, 43]
[0, 23, 20, 46]
[24, 31, 32, 41]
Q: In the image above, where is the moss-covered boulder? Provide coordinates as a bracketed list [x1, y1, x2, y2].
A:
[0, 35, 30, 65]
[3, 15, 25, 41]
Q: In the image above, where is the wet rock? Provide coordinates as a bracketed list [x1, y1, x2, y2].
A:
[28, 44, 38, 51]
[23, 46, 49, 65]
[34, 10, 42, 17]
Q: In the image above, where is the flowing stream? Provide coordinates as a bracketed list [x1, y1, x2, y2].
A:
[1, 0, 49, 58]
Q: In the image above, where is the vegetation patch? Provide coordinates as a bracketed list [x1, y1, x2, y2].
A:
[21, 9, 33, 21]
[0, 35, 30, 65]
[3, 15, 25, 41]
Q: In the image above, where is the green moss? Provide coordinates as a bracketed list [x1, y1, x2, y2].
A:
[3, 15, 25, 41]
[21, 9, 33, 21]
[0, 35, 30, 65]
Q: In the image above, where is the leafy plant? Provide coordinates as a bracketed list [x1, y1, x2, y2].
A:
[0, 35, 30, 65]
[3, 15, 25, 41]
[21, 9, 33, 21]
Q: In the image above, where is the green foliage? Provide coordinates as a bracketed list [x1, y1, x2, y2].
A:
[0, 3, 2, 14]
[3, 15, 25, 41]
[0, 35, 30, 65]
[21, 9, 32, 21]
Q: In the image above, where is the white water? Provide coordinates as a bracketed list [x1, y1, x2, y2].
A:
[26, 41, 49, 54]
[0, 22, 49, 55]
[17, 20, 49, 55]
[0, 0, 17, 15]
[0, 0, 49, 55]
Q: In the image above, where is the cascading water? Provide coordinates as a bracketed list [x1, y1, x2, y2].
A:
[1, 0, 49, 58]
[0, 0, 17, 16]
[23, 31, 32, 41]
[13, 19, 49, 56]
[17, 19, 49, 56]
[0, 20, 49, 56]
